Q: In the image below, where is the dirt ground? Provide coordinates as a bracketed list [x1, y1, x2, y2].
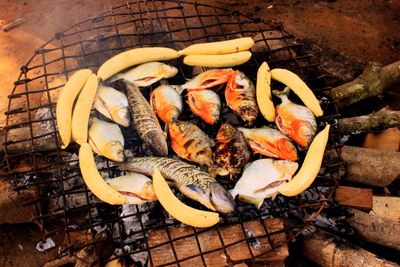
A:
[0, 0, 399, 266]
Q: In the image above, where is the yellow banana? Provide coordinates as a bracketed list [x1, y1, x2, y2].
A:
[79, 143, 126, 205]
[178, 37, 254, 56]
[152, 168, 220, 228]
[256, 62, 275, 122]
[97, 47, 179, 81]
[56, 69, 92, 149]
[183, 51, 252, 67]
[270, 68, 323, 117]
[279, 124, 330, 197]
[71, 73, 98, 145]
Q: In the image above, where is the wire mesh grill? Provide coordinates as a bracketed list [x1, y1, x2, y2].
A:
[2, 1, 344, 266]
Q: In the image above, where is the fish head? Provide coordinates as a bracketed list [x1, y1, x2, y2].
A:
[159, 64, 179, 78]
[111, 107, 130, 127]
[103, 141, 125, 162]
[273, 160, 299, 179]
[292, 120, 317, 148]
[168, 119, 191, 137]
[277, 138, 298, 161]
[210, 182, 235, 213]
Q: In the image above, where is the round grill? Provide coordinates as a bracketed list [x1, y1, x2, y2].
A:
[3, 1, 344, 265]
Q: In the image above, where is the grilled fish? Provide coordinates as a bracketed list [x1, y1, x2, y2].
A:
[93, 84, 130, 127]
[238, 127, 298, 161]
[187, 89, 221, 125]
[125, 83, 168, 156]
[106, 172, 157, 204]
[150, 83, 183, 123]
[119, 157, 235, 213]
[214, 124, 251, 178]
[274, 87, 317, 148]
[88, 118, 124, 162]
[168, 119, 215, 167]
[225, 70, 258, 126]
[180, 68, 234, 92]
[110, 62, 178, 87]
[230, 159, 298, 208]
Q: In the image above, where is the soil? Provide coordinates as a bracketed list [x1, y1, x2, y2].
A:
[0, 0, 399, 266]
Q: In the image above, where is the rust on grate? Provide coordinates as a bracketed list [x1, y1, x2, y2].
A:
[2, 1, 344, 266]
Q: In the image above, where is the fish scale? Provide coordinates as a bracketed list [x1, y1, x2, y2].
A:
[125, 83, 168, 155]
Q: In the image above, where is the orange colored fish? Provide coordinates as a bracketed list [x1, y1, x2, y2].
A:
[238, 127, 298, 161]
[150, 83, 183, 123]
[168, 119, 215, 167]
[274, 88, 317, 148]
[225, 70, 259, 126]
[186, 89, 221, 125]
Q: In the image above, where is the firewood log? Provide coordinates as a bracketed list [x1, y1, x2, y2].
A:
[332, 61, 400, 108]
[347, 208, 400, 251]
[302, 231, 398, 267]
[326, 146, 400, 187]
[338, 108, 400, 134]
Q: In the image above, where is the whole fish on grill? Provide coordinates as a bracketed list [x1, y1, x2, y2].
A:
[124, 83, 168, 156]
[168, 119, 215, 167]
[118, 157, 235, 213]
[150, 83, 183, 123]
[225, 70, 259, 126]
[109, 62, 178, 87]
[93, 84, 130, 127]
[230, 159, 298, 209]
[214, 123, 251, 178]
[238, 126, 298, 161]
[273, 87, 317, 148]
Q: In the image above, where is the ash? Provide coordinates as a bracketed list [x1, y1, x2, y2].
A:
[36, 238, 55, 252]
[245, 229, 261, 249]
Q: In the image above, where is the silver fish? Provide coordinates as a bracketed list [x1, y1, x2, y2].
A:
[93, 84, 130, 127]
[118, 157, 235, 213]
[88, 118, 124, 162]
[106, 172, 157, 204]
[230, 159, 298, 208]
[110, 62, 178, 87]
[125, 83, 168, 156]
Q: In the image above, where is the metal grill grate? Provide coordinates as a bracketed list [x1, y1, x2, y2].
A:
[2, 1, 344, 265]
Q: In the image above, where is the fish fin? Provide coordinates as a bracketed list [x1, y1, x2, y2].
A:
[229, 189, 237, 199]
[238, 195, 264, 209]
[186, 183, 204, 194]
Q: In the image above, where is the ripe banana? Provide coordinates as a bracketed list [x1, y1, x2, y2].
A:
[79, 143, 126, 205]
[183, 51, 252, 67]
[152, 168, 220, 228]
[178, 37, 254, 56]
[279, 124, 330, 197]
[56, 69, 92, 149]
[256, 62, 275, 122]
[71, 73, 98, 145]
[97, 47, 179, 81]
[270, 68, 323, 117]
